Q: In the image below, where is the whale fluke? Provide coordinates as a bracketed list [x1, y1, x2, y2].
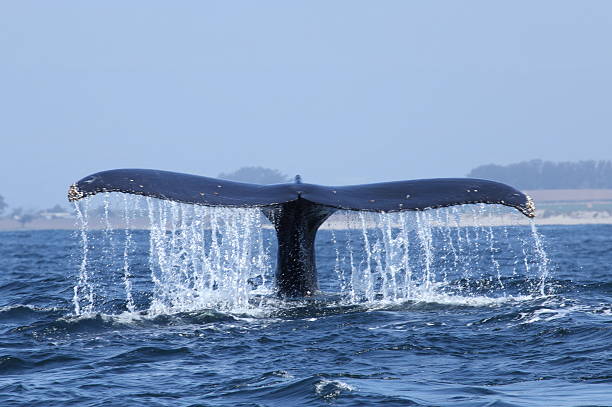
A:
[68, 169, 534, 217]
[68, 169, 535, 297]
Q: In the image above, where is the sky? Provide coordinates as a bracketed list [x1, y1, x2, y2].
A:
[1, 1, 611, 209]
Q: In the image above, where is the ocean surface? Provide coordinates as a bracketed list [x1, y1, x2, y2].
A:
[0, 201, 610, 406]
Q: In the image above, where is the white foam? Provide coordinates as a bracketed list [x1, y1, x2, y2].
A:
[315, 379, 355, 399]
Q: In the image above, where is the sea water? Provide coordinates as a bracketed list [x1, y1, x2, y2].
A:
[0, 195, 609, 406]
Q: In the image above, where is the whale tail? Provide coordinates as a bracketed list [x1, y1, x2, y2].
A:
[68, 169, 534, 297]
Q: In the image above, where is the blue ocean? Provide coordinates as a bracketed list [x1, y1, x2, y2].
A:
[0, 200, 610, 406]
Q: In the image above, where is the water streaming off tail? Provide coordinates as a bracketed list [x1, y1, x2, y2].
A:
[73, 195, 274, 315]
[322, 205, 551, 304]
[72, 196, 551, 316]
[146, 198, 272, 313]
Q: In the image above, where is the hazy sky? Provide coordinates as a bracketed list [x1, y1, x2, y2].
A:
[1, 1, 611, 209]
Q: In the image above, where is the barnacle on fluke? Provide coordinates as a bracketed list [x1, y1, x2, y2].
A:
[67, 184, 84, 202]
[68, 168, 536, 296]
[522, 195, 536, 218]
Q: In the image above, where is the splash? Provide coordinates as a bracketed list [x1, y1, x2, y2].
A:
[144, 199, 273, 314]
[326, 205, 551, 305]
[72, 197, 551, 316]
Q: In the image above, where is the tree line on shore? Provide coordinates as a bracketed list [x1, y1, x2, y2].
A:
[0, 195, 70, 227]
[467, 159, 612, 190]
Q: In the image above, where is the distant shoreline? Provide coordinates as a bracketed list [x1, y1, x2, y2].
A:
[1, 213, 611, 232]
[3, 188, 612, 231]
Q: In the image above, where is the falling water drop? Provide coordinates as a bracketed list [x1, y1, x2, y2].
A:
[73, 199, 93, 315]
[122, 195, 135, 312]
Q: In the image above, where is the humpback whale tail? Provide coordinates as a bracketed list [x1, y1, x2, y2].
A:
[68, 169, 535, 297]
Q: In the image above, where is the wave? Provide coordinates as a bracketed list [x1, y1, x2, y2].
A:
[97, 346, 192, 367]
[0, 305, 64, 321]
[0, 354, 82, 375]
[6, 283, 608, 342]
[213, 374, 357, 405]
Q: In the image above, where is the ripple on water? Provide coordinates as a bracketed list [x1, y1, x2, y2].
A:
[1, 222, 610, 406]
